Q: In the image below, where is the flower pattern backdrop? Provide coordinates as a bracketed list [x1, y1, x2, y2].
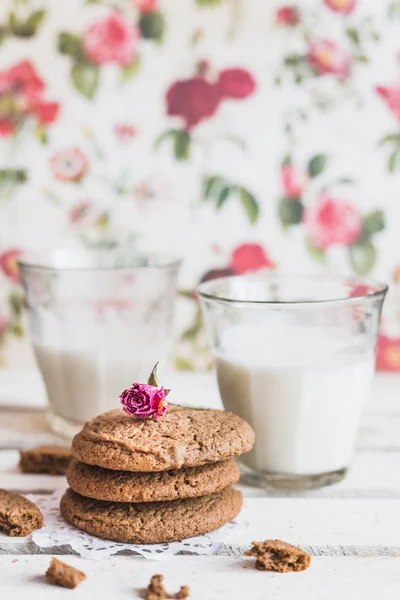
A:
[0, 0, 400, 371]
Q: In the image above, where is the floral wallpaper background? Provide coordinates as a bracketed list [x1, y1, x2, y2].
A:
[0, 0, 400, 371]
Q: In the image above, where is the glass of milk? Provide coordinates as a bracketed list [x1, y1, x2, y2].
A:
[19, 246, 181, 438]
[198, 273, 387, 490]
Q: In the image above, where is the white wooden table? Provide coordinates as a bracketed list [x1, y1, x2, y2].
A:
[1, 371, 400, 599]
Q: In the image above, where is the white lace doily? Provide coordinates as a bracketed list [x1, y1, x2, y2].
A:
[28, 491, 248, 561]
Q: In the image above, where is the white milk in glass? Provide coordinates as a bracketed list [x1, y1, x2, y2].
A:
[215, 324, 374, 475]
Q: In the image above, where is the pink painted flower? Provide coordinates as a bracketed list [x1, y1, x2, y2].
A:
[69, 200, 93, 224]
[114, 123, 137, 140]
[231, 243, 275, 274]
[324, 0, 356, 14]
[50, 148, 88, 182]
[218, 68, 256, 99]
[308, 40, 350, 80]
[276, 6, 300, 25]
[83, 13, 139, 67]
[27, 98, 59, 124]
[135, 0, 157, 12]
[166, 77, 222, 129]
[0, 249, 23, 284]
[376, 84, 400, 122]
[305, 195, 362, 250]
[6, 60, 44, 95]
[120, 382, 168, 420]
[281, 164, 308, 198]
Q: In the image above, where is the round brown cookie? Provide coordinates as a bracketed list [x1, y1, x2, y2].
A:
[60, 486, 242, 544]
[67, 458, 240, 503]
[71, 405, 254, 472]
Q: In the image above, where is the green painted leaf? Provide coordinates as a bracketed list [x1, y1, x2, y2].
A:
[284, 54, 306, 67]
[58, 32, 83, 59]
[239, 187, 259, 224]
[27, 9, 46, 32]
[363, 210, 385, 236]
[174, 356, 195, 371]
[356, 54, 369, 63]
[219, 134, 246, 151]
[139, 11, 165, 41]
[388, 150, 400, 172]
[71, 62, 99, 100]
[346, 27, 360, 45]
[349, 241, 376, 275]
[121, 54, 141, 82]
[307, 154, 328, 178]
[35, 124, 48, 144]
[380, 133, 400, 146]
[154, 129, 177, 150]
[147, 362, 159, 387]
[174, 129, 191, 160]
[181, 309, 203, 340]
[0, 169, 28, 187]
[203, 175, 224, 200]
[305, 239, 327, 264]
[216, 186, 232, 209]
[278, 197, 304, 227]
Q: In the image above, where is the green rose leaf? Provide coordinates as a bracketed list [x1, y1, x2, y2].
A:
[346, 27, 360, 46]
[349, 240, 376, 275]
[216, 186, 232, 209]
[305, 239, 327, 264]
[71, 61, 99, 100]
[147, 362, 159, 387]
[278, 197, 304, 227]
[239, 187, 260, 224]
[388, 150, 400, 172]
[379, 133, 400, 146]
[307, 154, 328, 178]
[0, 169, 28, 188]
[139, 11, 165, 41]
[121, 54, 141, 82]
[58, 32, 83, 59]
[363, 210, 385, 236]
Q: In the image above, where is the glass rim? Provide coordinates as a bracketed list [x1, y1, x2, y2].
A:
[197, 272, 388, 307]
[18, 252, 182, 274]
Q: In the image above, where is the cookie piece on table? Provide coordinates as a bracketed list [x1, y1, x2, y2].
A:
[144, 574, 190, 600]
[46, 558, 86, 589]
[245, 540, 311, 572]
[19, 445, 72, 475]
[71, 405, 254, 472]
[0, 489, 43, 536]
[66, 458, 240, 503]
[60, 486, 242, 544]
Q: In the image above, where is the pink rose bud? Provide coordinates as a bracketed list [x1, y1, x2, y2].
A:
[120, 383, 168, 420]
[119, 363, 169, 420]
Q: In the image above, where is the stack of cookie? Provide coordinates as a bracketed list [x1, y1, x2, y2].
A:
[61, 405, 254, 544]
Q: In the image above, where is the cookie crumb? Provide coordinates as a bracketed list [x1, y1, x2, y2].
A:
[19, 445, 72, 475]
[143, 575, 190, 599]
[46, 558, 86, 589]
[245, 539, 311, 573]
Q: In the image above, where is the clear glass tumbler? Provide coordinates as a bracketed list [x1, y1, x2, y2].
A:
[19, 248, 181, 437]
[198, 273, 387, 490]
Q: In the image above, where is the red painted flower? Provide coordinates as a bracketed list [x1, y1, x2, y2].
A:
[305, 195, 362, 250]
[276, 6, 300, 25]
[218, 68, 256, 99]
[281, 164, 307, 198]
[166, 77, 222, 129]
[0, 249, 23, 284]
[324, 0, 356, 14]
[376, 334, 400, 372]
[0, 60, 59, 136]
[376, 84, 400, 122]
[135, 0, 157, 12]
[5, 60, 44, 95]
[231, 243, 275, 274]
[83, 13, 139, 66]
[50, 148, 88, 182]
[308, 40, 350, 80]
